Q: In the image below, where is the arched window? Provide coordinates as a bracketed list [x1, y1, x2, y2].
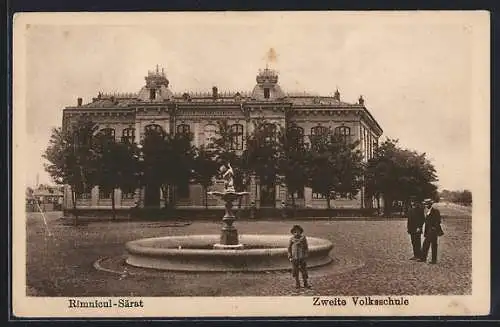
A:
[311, 126, 328, 136]
[334, 126, 351, 143]
[204, 124, 217, 147]
[230, 124, 244, 150]
[121, 128, 135, 144]
[98, 128, 116, 142]
[176, 124, 190, 136]
[145, 124, 165, 137]
[262, 123, 277, 143]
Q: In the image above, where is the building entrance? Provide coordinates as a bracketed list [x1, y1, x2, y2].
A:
[260, 183, 276, 207]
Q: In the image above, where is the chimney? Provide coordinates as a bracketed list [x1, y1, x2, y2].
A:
[77, 97, 83, 106]
[212, 86, 218, 98]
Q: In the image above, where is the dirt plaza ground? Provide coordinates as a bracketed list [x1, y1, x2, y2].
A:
[24, 207, 471, 297]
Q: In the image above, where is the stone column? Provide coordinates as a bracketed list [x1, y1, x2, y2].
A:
[63, 185, 72, 209]
[304, 187, 312, 208]
[249, 175, 256, 204]
[91, 186, 99, 207]
[275, 183, 284, 208]
[115, 188, 122, 208]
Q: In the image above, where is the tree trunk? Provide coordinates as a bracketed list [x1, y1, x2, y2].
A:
[111, 188, 116, 220]
[71, 188, 78, 225]
[383, 194, 392, 217]
[203, 185, 208, 210]
[326, 193, 331, 209]
[172, 185, 177, 209]
[376, 195, 381, 215]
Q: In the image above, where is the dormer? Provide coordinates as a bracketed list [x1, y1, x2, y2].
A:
[250, 68, 285, 101]
[137, 65, 174, 102]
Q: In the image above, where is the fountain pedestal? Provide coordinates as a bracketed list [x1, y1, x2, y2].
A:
[209, 191, 248, 250]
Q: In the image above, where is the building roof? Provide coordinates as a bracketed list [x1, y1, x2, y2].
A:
[64, 66, 383, 135]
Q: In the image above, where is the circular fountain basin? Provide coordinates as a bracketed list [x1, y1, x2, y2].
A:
[125, 234, 334, 272]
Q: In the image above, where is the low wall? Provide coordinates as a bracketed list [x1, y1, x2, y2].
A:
[62, 207, 378, 220]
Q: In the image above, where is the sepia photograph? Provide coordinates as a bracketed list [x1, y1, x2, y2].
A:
[12, 11, 490, 317]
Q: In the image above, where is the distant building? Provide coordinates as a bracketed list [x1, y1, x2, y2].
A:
[61, 66, 383, 210]
[26, 185, 64, 212]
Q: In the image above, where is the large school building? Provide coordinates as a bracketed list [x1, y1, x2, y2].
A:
[61, 66, 383, 210]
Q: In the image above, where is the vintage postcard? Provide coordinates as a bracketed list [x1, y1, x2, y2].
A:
[12, 11, 490, 318]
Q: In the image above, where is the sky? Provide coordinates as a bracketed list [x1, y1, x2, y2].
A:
[17, 12, 489, 191]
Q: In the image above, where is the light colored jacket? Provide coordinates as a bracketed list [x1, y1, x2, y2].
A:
[288, 235, 309, 260]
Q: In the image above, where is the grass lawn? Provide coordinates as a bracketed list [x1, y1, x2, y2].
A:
[25, 211, 471, 297]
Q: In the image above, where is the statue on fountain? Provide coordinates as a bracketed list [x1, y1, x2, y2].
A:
[220, 162, 235, 192]
[208, 162, 249, 248]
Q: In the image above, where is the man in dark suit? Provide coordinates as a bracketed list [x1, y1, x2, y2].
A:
[419, 198, 443, 264]
[407, 197, 424, 260]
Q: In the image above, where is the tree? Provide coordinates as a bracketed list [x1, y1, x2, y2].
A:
[192, 145, 219, 209]
[278, 124, 309, 207]
[93, 133, 139, 219]
[440, 189, 472, 206]
[43, 118, 99, 222]
[458, 190, 472, 206]
[212, 119, 252, 209]
[365, 138, 438, 216]
[168, 132, 197, 207]
[245, 119, 283, 189]
[308, 130, 364, 209]
[141, 129, 197, 209]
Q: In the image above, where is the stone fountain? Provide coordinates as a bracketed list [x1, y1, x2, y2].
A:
[209, 163, 248, 250]
[125, 163, 334, 272]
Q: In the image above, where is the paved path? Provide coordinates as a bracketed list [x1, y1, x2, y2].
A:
[25, 212, 471, 297]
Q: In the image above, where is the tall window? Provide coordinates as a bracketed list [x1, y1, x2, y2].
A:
[72, 131, 92, 151]
[145, 124, 165, 137]
[288, 125, 304, 148]
[121, 128, 135, 144]
[230, 124, 244, 150]
[204, 124, 217, 147]
[149, 89, 156, 100]
[176, 124, 190, 136]
[311, 126, 328, 136]
[264, 88, 270, 99]
[262, 123, 277, 143]
[334, 126, 351, 143]
[98, 128, 116, 142]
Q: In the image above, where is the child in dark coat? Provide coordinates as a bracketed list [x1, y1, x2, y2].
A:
[288, 225, 310, 288]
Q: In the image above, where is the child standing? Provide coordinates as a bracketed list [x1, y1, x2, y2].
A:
[288, 225, 310, 288]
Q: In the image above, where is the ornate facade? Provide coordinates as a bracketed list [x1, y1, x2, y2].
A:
[62, 66, 383, 210]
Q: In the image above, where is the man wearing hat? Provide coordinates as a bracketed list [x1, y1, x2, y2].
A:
[419, 198, 443, 264]
[407, 197, 425, 260]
